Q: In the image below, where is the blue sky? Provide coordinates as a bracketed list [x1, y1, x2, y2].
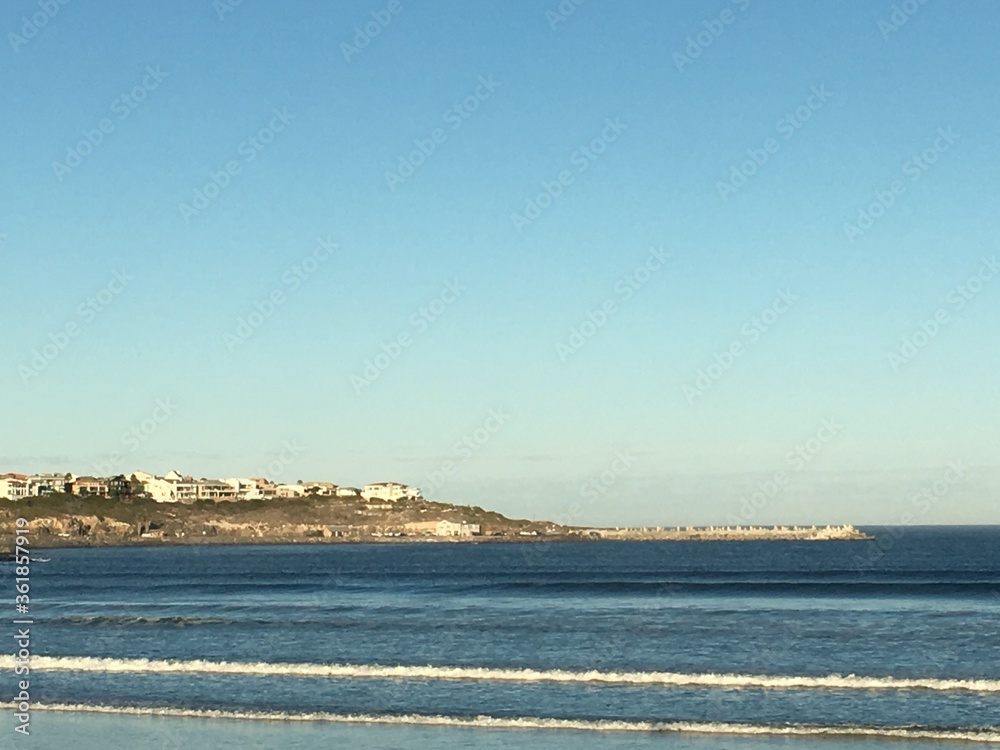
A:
[2, 0, 998, 525]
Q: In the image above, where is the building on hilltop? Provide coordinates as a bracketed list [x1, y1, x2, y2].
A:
[197, 479, 237, 500]
[133, 470, 198, 503]
[223, 478, 263, 500]
[71, 477, 110, 497]
[361, 482, 422, 502]
[27, 473, 72, 496]
[0, 473, 29, 500]
[133, 472, 175, 502]
[106, 475, 132, 497]
[158, 470, 200, 502]
[301, 481, 337, 496]
[253, 478, 278, 498]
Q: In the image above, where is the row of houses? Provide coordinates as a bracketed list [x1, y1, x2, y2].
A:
[0, 471, 423, 505]
[0, 473, 77, 500]
[0, 473, 134, 500]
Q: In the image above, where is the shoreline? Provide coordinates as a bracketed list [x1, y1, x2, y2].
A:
[2, 529, 875, 553]
[16, 707, 1000, 748]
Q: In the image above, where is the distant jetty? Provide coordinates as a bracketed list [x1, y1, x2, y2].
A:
[568, 525, 872, 542]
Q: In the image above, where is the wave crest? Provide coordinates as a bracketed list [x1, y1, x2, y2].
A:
[3, 655, 999, 693]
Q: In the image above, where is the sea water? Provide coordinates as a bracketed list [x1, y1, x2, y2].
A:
[1, 526, 998, 747]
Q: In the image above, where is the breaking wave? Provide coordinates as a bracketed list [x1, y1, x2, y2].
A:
[4, 655, 1000, 693]
[16, 703, 1000, 743]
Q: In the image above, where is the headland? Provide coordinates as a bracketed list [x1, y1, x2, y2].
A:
[0, 493, 871, 551]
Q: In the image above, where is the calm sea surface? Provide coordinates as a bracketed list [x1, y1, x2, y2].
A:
[2, 526, 998, 747]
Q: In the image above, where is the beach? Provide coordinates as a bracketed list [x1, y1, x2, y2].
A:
[17, 709, 1000, 749]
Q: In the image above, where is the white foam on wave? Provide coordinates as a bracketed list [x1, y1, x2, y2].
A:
[16, 703, 1000, 743]
[3, 655, 999, 693]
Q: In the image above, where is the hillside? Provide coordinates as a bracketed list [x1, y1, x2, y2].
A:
[0, 493, 554, 550]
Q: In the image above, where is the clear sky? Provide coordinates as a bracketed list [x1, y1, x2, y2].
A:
[2, 1, 998, 526]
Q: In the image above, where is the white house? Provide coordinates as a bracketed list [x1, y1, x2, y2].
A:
[0, 474, 29, 500]
[169, 473, 200, 502]
[136, 470, 200, 503]
[335, 487, 360, 498]
[137, 475, 178, 503]
[361, 482, 421, 502]
[132, 472, 166, 502]
[275, 484, 306, 498]
[224, 478, 264, 500]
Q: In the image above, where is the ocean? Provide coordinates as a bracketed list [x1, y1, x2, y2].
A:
[2, 526, 998, 747]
